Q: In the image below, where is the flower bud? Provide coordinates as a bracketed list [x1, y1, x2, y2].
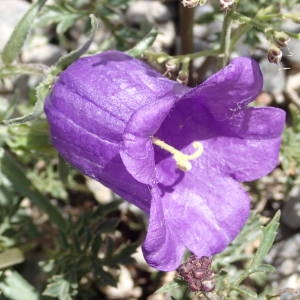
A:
[181, 0, 206, 8]
[178, 255, 215, 292]
[219, 0, 235, 11]
[165, 59, 179, 73]
[273, 32, 290, 48]
[267, 46, 283, 64]
[177, 70, 189, 85]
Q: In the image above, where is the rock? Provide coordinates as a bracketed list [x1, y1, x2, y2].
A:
[286, 39, 300, 68]
[85, 177, 112, 204]
[154, 21, 176, 51]
[266, 233, 300, 298]
[259, 58, 286, 94]
[126, 1, 172, 24]
[0, 0, 30, 50]
[126, 1, 175, 51]
[282, 186, 300, 230]
[22, 36, 63, 65]
[278, 259, 297, 276]
[104, 266, 142, 299]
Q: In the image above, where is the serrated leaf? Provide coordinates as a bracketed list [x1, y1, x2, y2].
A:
[2, 75, 53, 125]
[2, 0, 47, 65]
[127, 28, 158, 57]
[155, 279, 187, 294]
[0, 150, 66, 229]
[95, 268, 117, 286]
[250, 211, 280, 268]
[91, 237, 102, 257]
[108, 242, 138, 266]
[233, 286, 257, 298]
[43, 275, 74, 300]
[0, 271, 39, 300]
[249, 264, 276, 275]
[94, 200, 121, 218]
[2, 14, 98, 126]
[98, 218, 120, 233]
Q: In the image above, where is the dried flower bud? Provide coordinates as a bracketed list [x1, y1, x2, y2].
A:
[178, 255, 215, 292]
[273, 32, 290, 48]
[177, 70, 189, 85]
[219, 0, 235, 11]
[267, 46, 283, 64]
[181, 0, 204, 8]
[165, 59, 179, 73]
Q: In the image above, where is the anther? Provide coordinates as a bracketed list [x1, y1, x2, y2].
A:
[152, 137, 203, 172]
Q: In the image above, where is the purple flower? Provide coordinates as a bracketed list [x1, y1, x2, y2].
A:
[45, 50, 285, 271]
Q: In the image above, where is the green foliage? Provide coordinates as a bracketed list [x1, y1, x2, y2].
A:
[40, 201, 138, 299]
[0, 271, 39, 300]
[1, 0, 47, 65]
[281, 105, 300, 177]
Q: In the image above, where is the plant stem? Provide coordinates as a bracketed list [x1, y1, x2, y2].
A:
[230, 23, 252, 52]
[144, 48, 221, 64]
[219, 10, 233, 68]
[179, 5, 195, 55]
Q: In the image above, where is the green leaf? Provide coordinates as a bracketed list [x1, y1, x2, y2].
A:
[108, 242, 138, 266]
[1, 0, 47, 65]
[250, 211, 280, 268]
[52, 14, 98, 75]
[127, 28, 158, 57]
[91, 237, 102, 257]
[155, 279, 187, 294]
[2, 74, 54, 125]
[249, 264, 276, 275]
[232, 286, 257, 298]
[98, 218, 120, 233]
[58, 155, 70, 184]
[56, 15, 79, 36]
[43, 275, 76, 300]
[2, 14, 98, 126]
[0, 248, 25, 269]
[0, 271, 39, 300]
[0, 151, 66, 229]
[0, 64, 47, 79]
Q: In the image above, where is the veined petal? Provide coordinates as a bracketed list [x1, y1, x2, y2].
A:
[143, 162, 250, 270]
[202, 107, 285, 181]
[142, 186, 185, 271]
[165, 169, 250, 259]
[182, 57, 263, 121]
[221, 106, 285, 139]
[202, 136, 282, 182]
[120, 96, 176, 185]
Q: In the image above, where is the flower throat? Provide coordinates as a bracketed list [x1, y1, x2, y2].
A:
[151, 137, 203, 172]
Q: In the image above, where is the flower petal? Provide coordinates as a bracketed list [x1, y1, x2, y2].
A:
[182, 57, 263, 121]
[202, 107, 285, 181]
[221, 106, 285, 139]
[120, 96, 176, 185]
[142, 186, 185, 271]
[155, 163, 250, 264]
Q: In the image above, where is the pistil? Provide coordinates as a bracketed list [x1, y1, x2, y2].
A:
[152, 137, 203, 172]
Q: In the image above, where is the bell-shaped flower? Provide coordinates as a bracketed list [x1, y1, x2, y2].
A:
[45, 51, 285, 271]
